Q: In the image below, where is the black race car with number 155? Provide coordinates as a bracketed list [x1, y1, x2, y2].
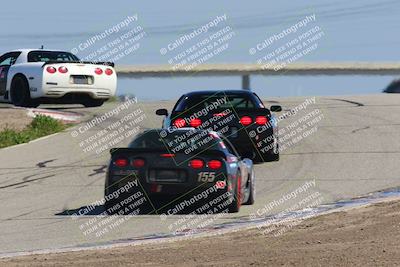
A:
[105, 128, 255, 215]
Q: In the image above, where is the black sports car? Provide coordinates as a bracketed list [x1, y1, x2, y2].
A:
[104, 128, 255, 215]
[156, 90, 282, 163]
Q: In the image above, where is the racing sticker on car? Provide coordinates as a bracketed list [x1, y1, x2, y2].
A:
[198, 172, 216, 182]
[215, 180, 226, 189]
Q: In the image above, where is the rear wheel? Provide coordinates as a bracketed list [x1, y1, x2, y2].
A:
[10, 75, 39, 108]
[83, 99, 105, 108]
[254, 139, 279, 163]
[243, 171, 255, 205]
[228, 172, 242, 213]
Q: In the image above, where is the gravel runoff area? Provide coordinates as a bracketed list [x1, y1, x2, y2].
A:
[0, 108, 32, 131]
[1, 198, 399, 267]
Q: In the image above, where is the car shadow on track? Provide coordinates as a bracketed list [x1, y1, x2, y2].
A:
[56, 205, 106, 216]
[56, 194, 231, 216]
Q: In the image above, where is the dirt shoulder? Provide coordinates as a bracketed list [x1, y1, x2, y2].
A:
[0, 108, 32, 131]
[2, 199, 400, 267]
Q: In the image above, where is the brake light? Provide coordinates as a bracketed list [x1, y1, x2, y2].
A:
[240, 116, 252, 126]
[94, 68, 103, 75]
[46, 66, 56, 74]
[173, 118, 186, 128]
[105, 68, 113, 75]
[132, 158, 145, 168]
[160, 153, 175, 158]
[208, 160, 222, 169]
[58, 66, 68, 74]
[190, 118, 202, 127]
[189, 159, 204, 169]
[255, 116, 268, 125]
[114, 158, 128, 167]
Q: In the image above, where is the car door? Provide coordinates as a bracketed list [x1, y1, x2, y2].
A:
[0, 52, 21, 97]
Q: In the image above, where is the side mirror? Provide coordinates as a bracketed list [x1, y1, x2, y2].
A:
[270, 105, 282, 112]
[156, 109, 168, 116]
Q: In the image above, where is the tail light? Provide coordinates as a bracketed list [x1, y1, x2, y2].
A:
[189, 159, 204, 169]
[94, 68, 103, 75]
[58, 66, 68, 74]
[240, 116, 252, 126]
[190, 118, 202, 127]
[255, 116, 268, 125]
[46, 66, 56, 74]
[105, 68, 113, 75]
[208, 160, 222, 169]
[132, 158, 145, 168]
[114, 158, 128, 167]
[173, 118, 186, 128]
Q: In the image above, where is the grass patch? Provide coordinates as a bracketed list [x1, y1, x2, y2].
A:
[0, 115, 67, 149]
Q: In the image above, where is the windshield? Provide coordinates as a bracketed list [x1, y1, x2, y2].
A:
[27, 51, 80, 62]
[129, 130, 221, 153]
[175, 94, 257, 112]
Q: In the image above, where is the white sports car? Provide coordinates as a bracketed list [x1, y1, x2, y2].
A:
[0, 49, 117, 108]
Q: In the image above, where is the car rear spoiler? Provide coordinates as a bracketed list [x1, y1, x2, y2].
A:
[41, 61, 115, 67]
[110, 148, 227, 159]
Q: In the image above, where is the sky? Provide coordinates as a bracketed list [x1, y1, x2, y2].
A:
[1, 0, 399, 99]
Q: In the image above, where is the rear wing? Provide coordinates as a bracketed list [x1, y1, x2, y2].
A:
[41, 61, 115, 68]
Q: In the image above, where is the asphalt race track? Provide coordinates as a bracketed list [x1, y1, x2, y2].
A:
[0, 94, 399, 256]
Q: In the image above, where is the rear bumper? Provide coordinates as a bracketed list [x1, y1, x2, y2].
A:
[228, 125, 276, 153]
[105, 162, 234, 201]
[105, 176, 232, 215]
[39, 86, 113, 99]
[106, 174, 227, 196]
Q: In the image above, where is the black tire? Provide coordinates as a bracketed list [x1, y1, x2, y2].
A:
[228, 172, 242, 213]
[270, 142, 280, 161]
[83, 99, 105, 108]
[253, 140, 279, 163]
[243, 171, 255, 205]
[10, 75, 37, 108]
[269, 151, 280, 161]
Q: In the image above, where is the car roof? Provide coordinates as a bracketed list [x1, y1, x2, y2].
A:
[183, 90, 254, 97]
[8, 49, 66, 53]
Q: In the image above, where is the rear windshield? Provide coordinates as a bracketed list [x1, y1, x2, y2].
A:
[27, 51, 79, 62]
[175, 94, 257, 112]
[129, 130, 221, 153]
